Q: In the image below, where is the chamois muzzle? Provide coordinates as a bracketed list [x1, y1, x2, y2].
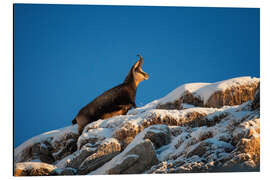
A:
[142, 71, 149, 80]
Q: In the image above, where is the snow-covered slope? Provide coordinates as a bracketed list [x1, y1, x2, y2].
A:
[161, 76, 258, 104]
[129, 76, 259, 113]
[14, 76, 260, 176]
[14, 125, 78, 164]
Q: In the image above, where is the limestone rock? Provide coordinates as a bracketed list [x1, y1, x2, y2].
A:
[56, 143, 98, 169]
[251, 84, 260, 110]
[15, 125, 79, 164]
[113, 109, 208, 148]
[156, 77, 259, 109]
[146, 93, 259, 173]
[156, 99, 182, 110]
[205, 83, 258, 108]
[107, 139, 159, 174]
[52, 138, 77, 161]
[49, 167, 77, 175]
[143, 124, 171, 149]
[186, 141, 211, 158]
[30, 142, 55, 164]
[14, 162, 57, 176]
[77, 138, 121, 174]
[78, 152, 120, 174]
[77, 128, 113, 149]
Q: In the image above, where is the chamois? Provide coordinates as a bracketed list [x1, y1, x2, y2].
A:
[72, 55, 149, 134]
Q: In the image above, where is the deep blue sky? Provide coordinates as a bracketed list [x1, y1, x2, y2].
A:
[14, 4, 260, 147]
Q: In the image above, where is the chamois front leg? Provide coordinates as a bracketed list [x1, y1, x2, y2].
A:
[132, 102, 137, 109]
[117, 104, 134, 112]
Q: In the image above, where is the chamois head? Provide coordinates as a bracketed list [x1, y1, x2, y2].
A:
[124, 55, 149, 87]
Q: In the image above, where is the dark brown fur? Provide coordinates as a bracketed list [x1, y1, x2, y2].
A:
[73, 55, 149, 134]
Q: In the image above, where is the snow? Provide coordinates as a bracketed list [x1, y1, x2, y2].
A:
[80, 128, 113, 140]
[204, 138, 234, 150]
[127, 100, 160, 115]
[190, 126, 209, 141]
[159, 83, 211, 104]
[55, 152, 77, 168]
[157, 138, 178, 161]
[77, 128, 113, 149]
[182, 103, 195, 109]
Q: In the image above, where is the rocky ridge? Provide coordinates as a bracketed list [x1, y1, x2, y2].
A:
[14, 76, 260, 176]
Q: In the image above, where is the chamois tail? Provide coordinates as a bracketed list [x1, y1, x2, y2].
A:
[72, 118, 77, 125]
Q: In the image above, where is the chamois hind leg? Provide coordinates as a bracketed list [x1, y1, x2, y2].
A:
[76, 115, 91, 135]
[72, 118, 77, 125]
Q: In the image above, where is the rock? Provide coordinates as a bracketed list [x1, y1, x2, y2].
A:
[186, 141, 211, 158]
[225, 135, 260, 171]
[14, 162, 57, 176]
[52, 138, 77, 161]
[77, 128, 113, 149]
[56, 143, 98, 169]
[113, 122, 141, 149]
[180, 91, 204, 107]
[251, 84, 260, 110]
[49, 167, 77, 175]
[21, 142, 54, 164]
[113, 110, 207, 148]
[156, 77, 259, 109]
[182, 111, 208, 127]
[217, 113, 260, 171]
[156, 92, 204, 110]
[107, 139, 159, 174]
[156, 99, 182, 110]
[30, 142, 55, 164]
[78, 152, 120, 174]
[143, 124, 171, 149]
[205, 83, 258, 108]
[146, 104, 259, 173]
[77, 138, 121, 174]
[232, 117, 260, 146]
[15, 125, 79, 164]
[108, 154, 139, 174]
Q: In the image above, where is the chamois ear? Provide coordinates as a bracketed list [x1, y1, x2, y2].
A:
[132, 54, 143, 71]
[133, 60, 140, 70]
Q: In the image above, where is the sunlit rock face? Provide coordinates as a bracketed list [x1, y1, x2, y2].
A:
[14, 76, 260, 175]
[156, 77, 259, 109]
[14, 162, 57, 176]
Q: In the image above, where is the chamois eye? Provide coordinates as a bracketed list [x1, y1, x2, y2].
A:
[136, 67, 142, 72]
[135, 67, 140, 72]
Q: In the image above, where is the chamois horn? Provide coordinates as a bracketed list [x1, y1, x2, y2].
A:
[136, 54, 143, 65]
